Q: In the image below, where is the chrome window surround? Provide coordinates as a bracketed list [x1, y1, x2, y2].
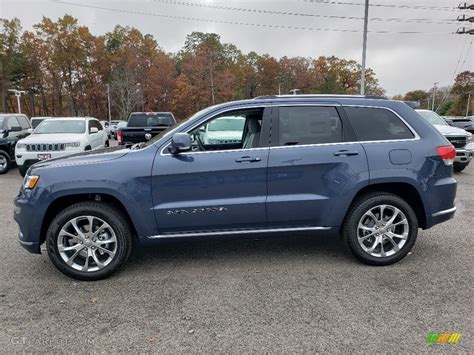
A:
[159, 103, 420, 156]
[147, 226, 332, 239]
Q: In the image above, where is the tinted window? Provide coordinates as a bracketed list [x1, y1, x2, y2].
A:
[278, 106, 342, 146]
[345, 107, 414, 141]
[128, 113, 174, 127]
[31, 118, 45, 129]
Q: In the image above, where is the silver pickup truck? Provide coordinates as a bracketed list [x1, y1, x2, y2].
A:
[417, 109, 473, 172]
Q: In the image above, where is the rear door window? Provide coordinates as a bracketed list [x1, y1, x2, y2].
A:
[344, 107, 415, 141]
[277, 106, 343, 146]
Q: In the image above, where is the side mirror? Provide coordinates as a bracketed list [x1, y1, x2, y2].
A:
[168, 133, 192, 154]
[89, 127, 99, 134]
[9, 126, 22, 132]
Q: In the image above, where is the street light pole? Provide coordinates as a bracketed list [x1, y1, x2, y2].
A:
[431, 82, 439, 111]
[8, 89, 26, 113]
[106, 84, 111, 122]
[360, 0, 369, 95]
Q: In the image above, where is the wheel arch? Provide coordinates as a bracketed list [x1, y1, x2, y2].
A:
[39, 193, 139, 246]
[344, 182, 427, 230]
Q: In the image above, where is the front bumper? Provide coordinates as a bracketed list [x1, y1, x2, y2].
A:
[454, 143, 474, 164]
[14, 189, 48, 254]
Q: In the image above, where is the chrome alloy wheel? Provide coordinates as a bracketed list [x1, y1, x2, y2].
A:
[57, 216, 118, 272]
[357, 204, 409, 258]
[0, 155, 6, 169]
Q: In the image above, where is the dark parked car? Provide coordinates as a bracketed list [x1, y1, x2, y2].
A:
[449, 117, 474, 134]
[0, 113, 31, 174]
[15, 95, 457, 280]
[118, 112, 176, 145]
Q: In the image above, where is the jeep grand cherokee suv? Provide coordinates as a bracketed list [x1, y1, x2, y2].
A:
[14, 95, 457, 280]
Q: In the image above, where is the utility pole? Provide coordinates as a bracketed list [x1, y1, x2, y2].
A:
[8, 89, 26, 113]
[466, 92, 472, 116]
[106, 84, 111, 122]
[360, 0, 369, 95]
[431, 83, 439, 111]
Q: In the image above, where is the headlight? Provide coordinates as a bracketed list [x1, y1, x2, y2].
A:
[16, 143, 27, 149]
[467, 134, 472, 143]
[65, 142, 81, 148]
[23, 175, 39, 189]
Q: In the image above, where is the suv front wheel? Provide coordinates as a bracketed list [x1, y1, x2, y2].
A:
[46, 201, 133, 280]
[343, 193, 418, 266]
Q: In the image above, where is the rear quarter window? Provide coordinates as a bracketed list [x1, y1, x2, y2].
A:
[344, 107, 415, 141]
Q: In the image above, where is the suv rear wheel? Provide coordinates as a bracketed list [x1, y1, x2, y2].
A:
[453, 162, 468, 173]
[46, 201, 133, 280]
[343, 193, 418, 265]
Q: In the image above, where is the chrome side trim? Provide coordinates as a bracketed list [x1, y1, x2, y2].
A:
[147, 226, 332, 239]
[432, 206, 456, 217]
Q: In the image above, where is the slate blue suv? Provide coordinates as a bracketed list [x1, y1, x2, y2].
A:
[14, 95, 457, 280]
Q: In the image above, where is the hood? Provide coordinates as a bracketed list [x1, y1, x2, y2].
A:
[433, 124, 470, 136]
[20, 133, 85, 143]
[30, 146, 129, 171]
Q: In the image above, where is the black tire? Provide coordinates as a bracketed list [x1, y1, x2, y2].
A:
[0, 150, 12, 174]
[85, 145, 92, 151]
[342, 193, 418, 266]
[105, 140, 109, 147]
[453, 163, 468, 173]
[46, 201, 133, 280]
[18, 165, 28, 177]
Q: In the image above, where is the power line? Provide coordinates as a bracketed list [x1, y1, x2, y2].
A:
[52, 1, 454, 35]
[302, 0, 461, 11]
[154, 0, 455, 25]
[435, 31, 472, 111]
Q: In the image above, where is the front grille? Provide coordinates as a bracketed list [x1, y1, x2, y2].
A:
[26, 143, 66, 152]
[446, 136, 467, 149]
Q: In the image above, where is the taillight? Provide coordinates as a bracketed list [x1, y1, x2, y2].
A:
[117, 130, 123, 145]
[436, 145, 456, 166]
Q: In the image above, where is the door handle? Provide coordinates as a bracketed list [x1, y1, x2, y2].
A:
[236, 156, 261, 163]
[334, 150, 359, 157]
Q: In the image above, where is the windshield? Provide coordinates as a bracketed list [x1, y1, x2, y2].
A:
[208, 118, 245, 131]
[117, 122, 127, 128]
[417, 110, 447, 126]
[35, 120, 86, 134]
[127, 113, 174, 127]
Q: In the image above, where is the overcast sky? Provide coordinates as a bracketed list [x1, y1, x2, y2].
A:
[1, 0, 473, 96]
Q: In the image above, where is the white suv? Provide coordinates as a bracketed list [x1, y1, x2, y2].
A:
[15, 117, 108, 176]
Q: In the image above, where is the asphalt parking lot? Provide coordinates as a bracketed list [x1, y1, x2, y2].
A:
[0, 151, 472, 352]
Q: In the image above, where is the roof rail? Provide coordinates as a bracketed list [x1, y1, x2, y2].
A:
[253, 94, 388, 100]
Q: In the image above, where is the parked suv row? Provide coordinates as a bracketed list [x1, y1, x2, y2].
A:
[14, 95, 458, 280]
